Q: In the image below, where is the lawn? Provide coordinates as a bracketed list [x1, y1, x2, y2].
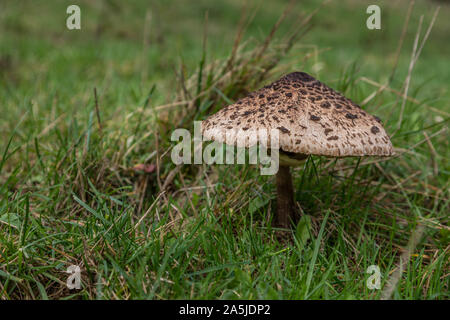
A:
[0, 0, 448, 299]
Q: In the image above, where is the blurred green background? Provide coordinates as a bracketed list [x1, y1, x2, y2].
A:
[1, 0, 449, 118]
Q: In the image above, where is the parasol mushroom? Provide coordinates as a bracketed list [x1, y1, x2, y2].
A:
[201, 72, 393, 228]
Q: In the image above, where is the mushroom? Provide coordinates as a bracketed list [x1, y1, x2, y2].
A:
[201, 72, 393, 228]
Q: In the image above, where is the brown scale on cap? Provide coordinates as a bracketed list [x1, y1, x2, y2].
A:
[202, 72, 393, 157]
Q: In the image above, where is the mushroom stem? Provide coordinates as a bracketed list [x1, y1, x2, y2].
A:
[275, 165, 296, 228]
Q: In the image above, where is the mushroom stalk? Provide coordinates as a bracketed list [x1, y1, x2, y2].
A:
[275, 165, 296, 228]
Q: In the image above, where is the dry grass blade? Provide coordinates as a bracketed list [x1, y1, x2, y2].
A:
[361, 0, 415, 106]
[253, 0, 294, 62]
[394, 7, 440, 135]
[381, 225, 425, 300]
[358, 77, 450, 117]
[395, 15, 423, 135]
[389, 0, 415, 82]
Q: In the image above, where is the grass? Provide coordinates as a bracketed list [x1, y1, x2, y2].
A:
[0, 0, 449, 299]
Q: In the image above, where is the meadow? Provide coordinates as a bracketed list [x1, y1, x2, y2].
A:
[0, 0, 448, 299]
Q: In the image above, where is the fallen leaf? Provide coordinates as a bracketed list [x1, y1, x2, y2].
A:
[132, 163, 156, 173]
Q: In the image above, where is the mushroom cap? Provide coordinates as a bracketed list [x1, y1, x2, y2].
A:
[201, 72, 393, 157]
